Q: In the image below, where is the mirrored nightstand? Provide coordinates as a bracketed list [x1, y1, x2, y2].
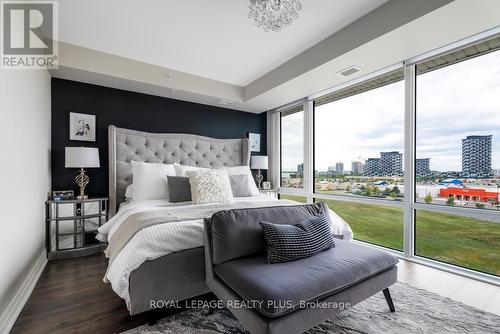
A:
[259, 189, 278, 199]
[45, 197, 108, 260]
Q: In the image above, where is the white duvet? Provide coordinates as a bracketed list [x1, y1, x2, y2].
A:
[97, 196, 353, 309]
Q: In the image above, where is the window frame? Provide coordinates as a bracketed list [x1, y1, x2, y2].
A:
[311, 67, 407, 254]
[275, 29, 500, 286]
[278, 102, 312, 198]
[312, 68, 406, 207]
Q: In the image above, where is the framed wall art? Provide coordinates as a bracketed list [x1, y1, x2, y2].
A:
[69, 112, 96, 142]
[248, 132, 260, 152]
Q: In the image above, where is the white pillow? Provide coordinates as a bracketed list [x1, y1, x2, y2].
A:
[131, 161, 176, 201]
[186, 169, 234, 204]
[125, 184, 133, 201]
[223, 165, 259, 196]
[174, 163, 209, 176]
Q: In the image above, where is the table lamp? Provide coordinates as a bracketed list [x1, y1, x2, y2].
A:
[65, 147, 100, 199]
[250, 155, 268, 189]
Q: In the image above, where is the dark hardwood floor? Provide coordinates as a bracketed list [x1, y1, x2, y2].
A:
[11, 254, 151, 334]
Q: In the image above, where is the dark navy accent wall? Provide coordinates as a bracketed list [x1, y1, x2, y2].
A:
[51, 78, 267, 197]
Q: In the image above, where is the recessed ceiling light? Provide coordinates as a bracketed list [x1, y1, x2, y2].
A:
[337, 66, 362, 77]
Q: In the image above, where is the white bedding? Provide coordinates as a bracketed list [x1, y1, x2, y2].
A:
[97, 196, 353, 309]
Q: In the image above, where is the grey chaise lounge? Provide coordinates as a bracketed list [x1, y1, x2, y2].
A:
[203, 203, 398, 334]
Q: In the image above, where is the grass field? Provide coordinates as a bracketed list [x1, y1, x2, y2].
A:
[280, 194, 500, 276]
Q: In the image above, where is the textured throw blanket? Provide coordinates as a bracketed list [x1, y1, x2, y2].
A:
[105, 199, 297, 266]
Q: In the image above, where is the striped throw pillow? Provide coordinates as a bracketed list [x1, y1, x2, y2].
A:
[260, 214, 335, 264]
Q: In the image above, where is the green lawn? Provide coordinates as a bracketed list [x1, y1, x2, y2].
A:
[415, 210, 500, 276]
[280, 194, 308, 203]
[279, 194, 500, 276]
[324, 200, 404, 251]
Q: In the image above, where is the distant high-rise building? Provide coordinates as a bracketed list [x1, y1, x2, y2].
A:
[297, 163, 304, 175]
[327, 166, 334, 176]
[380, 151, 403, 176]
[351, 161, 364, 175]
[335, 162, 344, 175]
[416, 158, 431, 177]
[462, 135, 492, 178]
[364, 152, 403, 176]
[364, 158, 381, 176]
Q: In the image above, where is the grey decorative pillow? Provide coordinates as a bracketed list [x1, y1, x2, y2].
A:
[229, 174, 253, 197]
[260, 214, 335, 264]
[167, 176, 192, 203]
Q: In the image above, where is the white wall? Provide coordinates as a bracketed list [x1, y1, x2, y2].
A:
[0, 69, 51, 331]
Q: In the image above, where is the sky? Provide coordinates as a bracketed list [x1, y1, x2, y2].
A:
[281, 50, 500, 172]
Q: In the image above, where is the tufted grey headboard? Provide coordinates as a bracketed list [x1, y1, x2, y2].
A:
[108, 125, 251, 216]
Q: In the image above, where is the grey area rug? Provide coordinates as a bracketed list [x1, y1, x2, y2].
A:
[121, 282, 500, 334]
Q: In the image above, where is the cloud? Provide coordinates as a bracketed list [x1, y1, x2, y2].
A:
[281, 50, 500, 172]
[281, 111, 304, 170]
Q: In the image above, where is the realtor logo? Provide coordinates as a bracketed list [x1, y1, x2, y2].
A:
[1, 1, 58, 69]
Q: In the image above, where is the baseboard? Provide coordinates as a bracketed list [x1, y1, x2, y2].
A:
[0, 249, 47, 334]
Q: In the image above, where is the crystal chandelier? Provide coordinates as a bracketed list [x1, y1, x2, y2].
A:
[248, 0, 302, 32]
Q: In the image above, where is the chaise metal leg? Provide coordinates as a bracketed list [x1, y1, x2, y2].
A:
[383, 288, 395, 312]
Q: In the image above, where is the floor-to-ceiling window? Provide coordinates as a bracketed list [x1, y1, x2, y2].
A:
[280, 105, 304, 189]
[277, 33, 500, 281]
[313, 70, 405, 251]
[414, 43, 500, 276]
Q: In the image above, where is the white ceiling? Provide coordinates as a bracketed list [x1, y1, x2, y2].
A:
[58, 0, 387, 86]
[52, 0, 500, 113]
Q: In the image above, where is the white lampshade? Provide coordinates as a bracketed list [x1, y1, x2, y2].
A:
[65, 147, 100, 168]
[251, 155, 268, 170]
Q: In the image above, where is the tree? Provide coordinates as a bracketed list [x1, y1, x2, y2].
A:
[392, 186, 400, 195]
[424, 193, 433, 204]
[446, 195, 455, 206]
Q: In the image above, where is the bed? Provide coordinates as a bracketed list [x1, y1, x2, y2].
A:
[100, 125, 353, 315]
